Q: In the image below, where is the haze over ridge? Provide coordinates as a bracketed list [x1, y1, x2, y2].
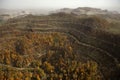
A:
[0, 0, 119, 12]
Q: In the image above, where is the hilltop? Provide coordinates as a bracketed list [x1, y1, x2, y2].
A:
[54, 7, 119, 15]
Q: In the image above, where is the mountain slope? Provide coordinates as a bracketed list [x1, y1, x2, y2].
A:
[0, 13, 120, 79]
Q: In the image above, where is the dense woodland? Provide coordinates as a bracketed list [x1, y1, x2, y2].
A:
[0, 32, 102, 80]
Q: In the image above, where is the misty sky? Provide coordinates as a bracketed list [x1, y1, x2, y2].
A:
[0, 0, 120, 11]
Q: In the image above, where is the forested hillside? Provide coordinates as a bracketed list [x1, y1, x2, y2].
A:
[0, 13, 120, 80]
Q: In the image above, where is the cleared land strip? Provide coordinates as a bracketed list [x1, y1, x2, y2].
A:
[0, 64, 34, 71]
